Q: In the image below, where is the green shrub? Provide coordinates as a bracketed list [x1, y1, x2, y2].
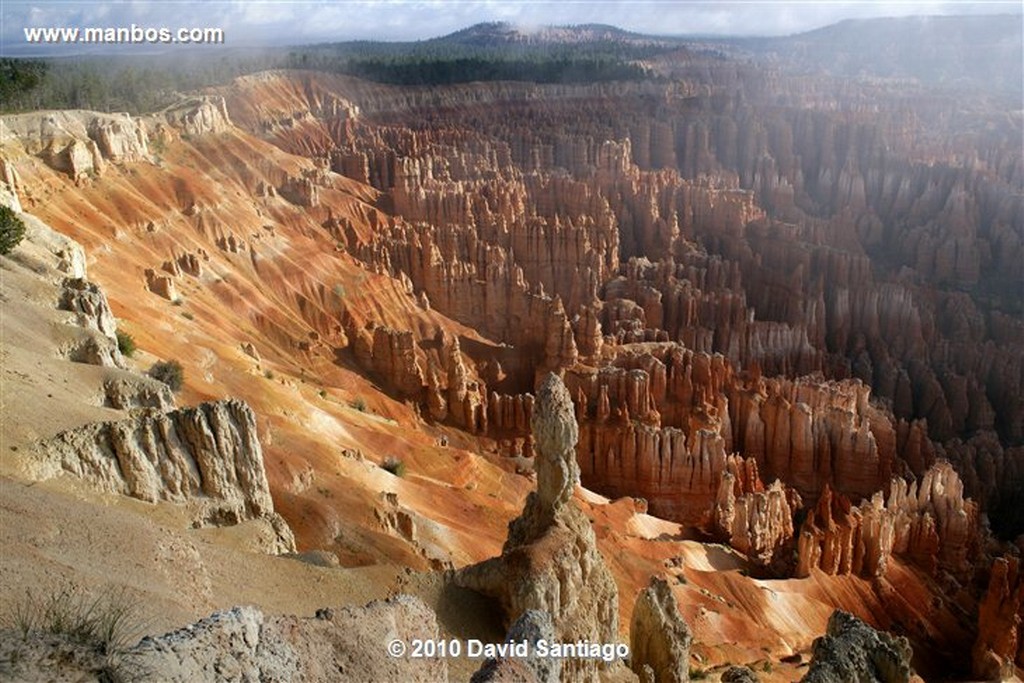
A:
[0, 204, 26, 256]
[2, 585, 146, 679]
[115, 331, 136, 358]
[381, 456, 406, 477]
[149, 360, 184, 391]
[351, 396, 367, 412]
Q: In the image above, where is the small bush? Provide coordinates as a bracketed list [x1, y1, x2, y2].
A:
[149, 360, 184, 391]
[0, 204, 27, 256]
[351, 396, 367, 412]
[318, 389, 327, 399]
[381, 456, 406, 477]
[264, 369, 274, 380]
[181, 311, 194, 321]
[115, 331, 136, 358]
[2, 585, 146, 679]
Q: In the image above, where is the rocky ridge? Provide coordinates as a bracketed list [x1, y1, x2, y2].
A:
[32, 399, 294, 551]
[0, 187, 294, 553]
[0, 595, 446, 682]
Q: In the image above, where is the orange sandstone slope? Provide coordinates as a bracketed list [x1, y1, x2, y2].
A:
[2, 62, 1020, 680]
[2, 102, 527, 572]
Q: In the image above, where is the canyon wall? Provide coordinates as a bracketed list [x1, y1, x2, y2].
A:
[213, 70, 1023, 589]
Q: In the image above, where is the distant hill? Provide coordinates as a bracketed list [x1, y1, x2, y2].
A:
[280, 21, 681, 88]
[740, 14, 1023, 94]
[395, 15, 1024, 94]
[430, 22, 683, 48]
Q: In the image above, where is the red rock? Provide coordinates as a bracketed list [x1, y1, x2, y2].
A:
[797, 462, 977, 580]
[973, 556, 1024, 680]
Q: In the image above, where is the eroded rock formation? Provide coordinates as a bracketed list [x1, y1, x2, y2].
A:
[470, 610, 561, 683]
[2, 32, 1020, 678]
[796, 462, 978, 580]
[161, 96, 233, 137]
[57, 277, 125, 368]
[629, 576, 692, 683]
[456, 373, 619, 681]
[204, 68, 1022, 578]
[973, 555, 1024, 680]
[801, 610, 913, 683]
[33, 399, 294, 550]
[1, 111, 148, 181]
[713, 455, 801, 573]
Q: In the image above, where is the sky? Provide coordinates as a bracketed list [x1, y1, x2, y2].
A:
[2, 0, 1020, 55]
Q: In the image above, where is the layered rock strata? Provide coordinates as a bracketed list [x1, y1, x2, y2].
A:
[33, 399, 294, 550]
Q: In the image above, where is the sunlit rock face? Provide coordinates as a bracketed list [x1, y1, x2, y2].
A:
[795, 462, 978, 581]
